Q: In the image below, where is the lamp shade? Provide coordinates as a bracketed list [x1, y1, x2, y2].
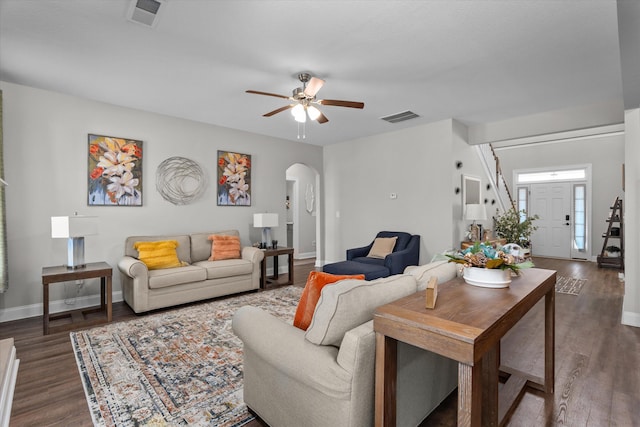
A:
[464, 204, 487, 221]
[253, 213, 278, 228]
[51, 215, 98, 238]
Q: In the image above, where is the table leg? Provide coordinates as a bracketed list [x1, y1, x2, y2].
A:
[273, 255, 279, 279]
[482, 344, 500, 426]
[106, 275, 112, 322]
[375, 332, 397, 427]
[43, 282, 49, 335]
[545, 288, 555, 393]
[100, 276, 105, 310]
[260, 258, 267, 289]
[458, 362, 482, 427]
[288, 252, 294, 285]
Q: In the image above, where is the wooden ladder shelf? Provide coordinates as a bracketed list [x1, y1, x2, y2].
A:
[597, 197, 624, 269]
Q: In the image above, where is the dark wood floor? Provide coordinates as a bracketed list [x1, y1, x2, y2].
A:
[1, 257, 638, 426]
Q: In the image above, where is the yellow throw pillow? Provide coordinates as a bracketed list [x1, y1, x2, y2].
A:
[208, 234, 241, 261]
[367, 236, 398, 259]
[133, 240, 186, 270]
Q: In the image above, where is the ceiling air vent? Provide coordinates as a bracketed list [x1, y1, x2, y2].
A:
[127, 0, 164, 27]
[380, 110, 420, 124]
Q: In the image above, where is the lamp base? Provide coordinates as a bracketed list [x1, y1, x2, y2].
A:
[66, 237, 86, 269]
[261, 227, 272, 247]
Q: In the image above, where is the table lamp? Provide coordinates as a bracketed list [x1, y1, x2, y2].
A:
[253, 213, 278, 248]
[51, 214, 98, 269]
[464, 204, 487, 242]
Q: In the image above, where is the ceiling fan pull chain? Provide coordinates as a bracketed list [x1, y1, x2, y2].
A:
[297, 121, 306, 140]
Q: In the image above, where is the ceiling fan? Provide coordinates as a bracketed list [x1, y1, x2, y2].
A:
[246, 73, 364, 124]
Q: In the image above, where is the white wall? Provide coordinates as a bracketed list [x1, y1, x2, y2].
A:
[324, 119, 460, 264]
[0, 81, 322, 319]
[286, 163, 317, 258]
[451, 120, 500, 243]
[495, 134, 625, 258]
[622, 108, 639, 327]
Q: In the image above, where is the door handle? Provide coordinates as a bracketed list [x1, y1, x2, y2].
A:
[565, 222, 570, 225]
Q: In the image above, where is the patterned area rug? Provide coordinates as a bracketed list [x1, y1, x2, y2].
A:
[71, 286, 302, 426]
[555, 276, 586, 295]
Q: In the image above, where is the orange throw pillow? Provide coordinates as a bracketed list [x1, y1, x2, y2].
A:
[208, 234, 241, 260]
[293, 271, 365, 331]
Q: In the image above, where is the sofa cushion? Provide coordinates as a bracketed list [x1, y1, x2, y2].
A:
[147, 264, 207, 289]
[192, 259, 253, 279]
[351, 256, 385, 266]
[367, 236, 397, 259]
[293, 272, 365, 331]
[191, 230, 239, 262]
[208, 234, 241, 260]
[404, 261, 459, 290]
[322, 260, 389, 281]
[305, 274, 417, 347]
[126, 234, 191, 264]
[133, 240, 187, 270]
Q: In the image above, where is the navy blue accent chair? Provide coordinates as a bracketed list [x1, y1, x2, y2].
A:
[323, 231, 420, 280]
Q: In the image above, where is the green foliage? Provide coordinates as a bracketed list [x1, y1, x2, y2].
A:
[493, 208, 539, 248]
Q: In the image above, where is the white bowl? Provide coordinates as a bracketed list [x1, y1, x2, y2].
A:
[463, 267, 511, 288]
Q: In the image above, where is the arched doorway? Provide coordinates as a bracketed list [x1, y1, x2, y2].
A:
[286, 163, 320, 265]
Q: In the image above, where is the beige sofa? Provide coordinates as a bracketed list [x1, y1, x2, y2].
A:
[232, 260, 459, 427]
[118, 230, 264, 313]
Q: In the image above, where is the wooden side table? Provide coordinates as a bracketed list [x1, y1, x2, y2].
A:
[42, 261, 112, 335]
[374, 268, 556, 426]
[260, 246, 294, 289]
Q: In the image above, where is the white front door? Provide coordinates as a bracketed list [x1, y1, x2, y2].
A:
[530, 182, 571, 258]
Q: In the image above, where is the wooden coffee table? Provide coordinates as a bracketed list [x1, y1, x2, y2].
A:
[374, 268, 556, 427]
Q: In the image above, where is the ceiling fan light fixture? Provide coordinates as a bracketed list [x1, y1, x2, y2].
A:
[307, 105, 321, 120]
[291, 104, 306, 122]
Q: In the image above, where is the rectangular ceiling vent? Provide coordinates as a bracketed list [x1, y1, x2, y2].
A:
[127, 0, 164, 27]
[380, 110, 420, 124]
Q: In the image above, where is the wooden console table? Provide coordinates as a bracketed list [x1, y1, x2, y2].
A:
[260, 246, 294, 289]
[374, 268, 556, 426]
[42, 261, 112, 335]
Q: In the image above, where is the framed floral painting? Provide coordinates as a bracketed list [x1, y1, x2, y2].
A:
[88, 134, 143, 206]
[217, 150, 251, 206]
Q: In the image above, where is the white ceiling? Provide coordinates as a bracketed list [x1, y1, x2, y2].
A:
[0, 0, 630, 146]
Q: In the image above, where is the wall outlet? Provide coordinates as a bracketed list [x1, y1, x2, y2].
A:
[311, 240, 316, 247]
[390, 192, 397, 199]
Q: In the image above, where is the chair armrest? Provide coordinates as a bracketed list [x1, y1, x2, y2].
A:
[346, 244, 372, 260]
[384, 235, 420, 275]
[242, 246, 264, 264]
[117, 255, 148, 279]
[232, 306, 353, 394]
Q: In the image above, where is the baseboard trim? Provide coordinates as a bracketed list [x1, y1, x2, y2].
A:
[621, 310, 640, 328]
[296, 252, 316, 260]
[0, 291, 124, 323]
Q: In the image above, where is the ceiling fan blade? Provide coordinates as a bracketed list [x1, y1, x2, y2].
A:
[316, 111, 329, 124]
[318, 99, 365, 109]
[246, 90, 291, 100]
[304, 77, 325, 97]
[263, 104, 294, 117]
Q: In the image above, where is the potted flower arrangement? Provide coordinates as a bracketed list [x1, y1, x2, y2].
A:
[447, 242, 534, 288]
[605, 246, 621, 257]
[493, 207, 539, 249]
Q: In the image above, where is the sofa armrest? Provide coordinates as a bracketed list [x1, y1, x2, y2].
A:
[232, 306, 353, 395]
[242, 246, 264, 264]
[384, 235, 420, 275]
[118, 255, 148, 279]
[346, 244, 372, 260]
